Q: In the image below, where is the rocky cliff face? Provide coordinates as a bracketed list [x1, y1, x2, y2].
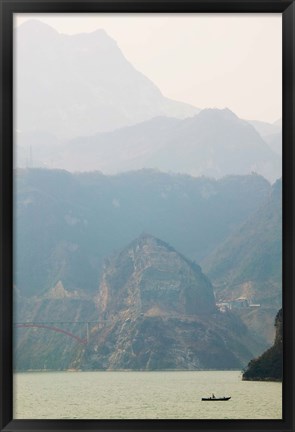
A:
[14, 233, 263, 371]
[96, 234, 216, 320]
[82, 235, 260, 370]
[242, 309, 282, 381]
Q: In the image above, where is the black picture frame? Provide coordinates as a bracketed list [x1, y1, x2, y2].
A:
[0, 0, 294, 431]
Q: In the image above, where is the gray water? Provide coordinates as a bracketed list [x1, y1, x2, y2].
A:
[14, 370, 282, 419]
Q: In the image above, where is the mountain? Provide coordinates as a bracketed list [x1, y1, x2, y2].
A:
[15, 20, 199, 140]
[20, 108, 281, 183]
[14, 168, 271, 299]
[15, 20, 281, 183]
[263, 132, 282, 156]
[14, 169, 272, 369]
[242, 309, 282, 381]
[202, 179, 282, 347]
[81, 235, 260, 370]
[97, 234, 216, 318]
[248, 119, 281, 139]
[202, 179, 282, 306]
[248, 119, 282, 156]
[15, 235, 261, 370]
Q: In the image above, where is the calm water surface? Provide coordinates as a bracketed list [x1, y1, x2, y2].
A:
[14, 370, 282, 419]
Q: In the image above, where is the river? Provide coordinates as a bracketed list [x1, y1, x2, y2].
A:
[13, 370, 282, 419]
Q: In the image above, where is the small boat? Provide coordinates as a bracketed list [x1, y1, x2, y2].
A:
[202, 396, 231, 401]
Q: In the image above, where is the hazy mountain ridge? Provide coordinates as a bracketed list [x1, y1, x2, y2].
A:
[248, 119, 281, 139]
[248, 119, 282, 156]
[13, 19, 283, 374]
[16, 20, 199, 140]
[16, 20, 281, 183]
[202, 179, 282, 346]
[202, 178, 282, 307]
[15, 169, 271, 298]
[14, 169, 281, 370]
[17, 109, 281, 183]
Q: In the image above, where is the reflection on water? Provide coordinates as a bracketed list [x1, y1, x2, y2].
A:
[14, 370, 282, 419]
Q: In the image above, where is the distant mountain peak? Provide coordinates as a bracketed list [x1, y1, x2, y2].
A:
[70, 27, 119, 50]
[18, 20, 114, 43]
[84, 27, 109, 37]
[16, 20, 199, 138]
[197, 107, 239, 121]
[18, 19, 58, 35]
[130, 232, 175, 250]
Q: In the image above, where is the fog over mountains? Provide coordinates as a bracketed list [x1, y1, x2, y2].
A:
[16, 20, 281, 182]
[14, 20, 282, 370]
[16, 19, 199, 139]
[203, 178, 282, 308]
[56, 108, 280, 181]
[15, 169, 271, 298]
[248, 120, 282, 156]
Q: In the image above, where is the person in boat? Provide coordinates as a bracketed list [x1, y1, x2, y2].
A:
[212, 394, 215, 399]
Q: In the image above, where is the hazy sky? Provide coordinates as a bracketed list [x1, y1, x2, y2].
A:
[15, 13, 282, 123]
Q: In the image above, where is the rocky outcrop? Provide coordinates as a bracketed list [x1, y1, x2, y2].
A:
[96, 234, 216, 320]
[14, 233, 263, 371]
[242, 309, 282, 381]
[83, 235, 260, 370]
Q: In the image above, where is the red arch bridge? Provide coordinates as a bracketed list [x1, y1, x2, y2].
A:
[14, 321, 110, 345]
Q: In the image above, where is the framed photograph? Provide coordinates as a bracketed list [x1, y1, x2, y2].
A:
[1, 0, 294, 431]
